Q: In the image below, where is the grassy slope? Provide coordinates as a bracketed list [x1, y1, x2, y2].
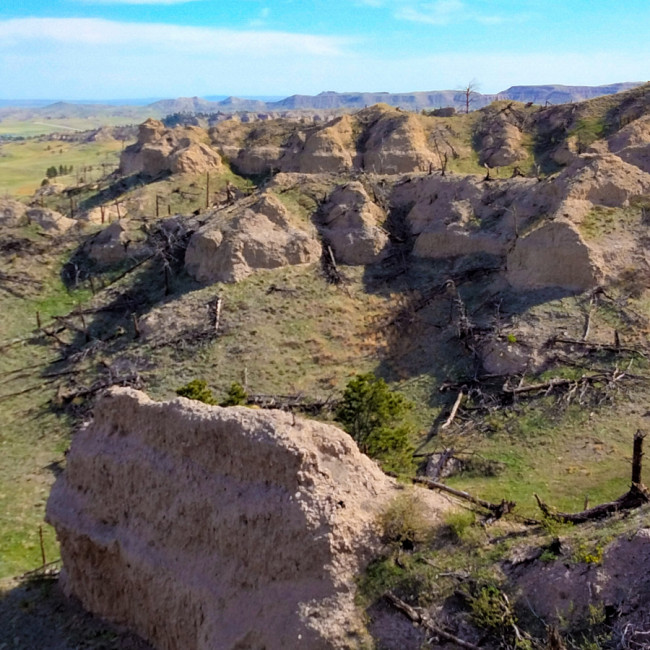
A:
[1, 95, 649, 649]
[0, 139, 125, 197]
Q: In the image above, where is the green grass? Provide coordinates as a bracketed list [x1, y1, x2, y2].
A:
[0, 235, 95, 578]
[0, 138, 126, 197]
[440, 399, 640, 518]
[0, 114, 146, 138]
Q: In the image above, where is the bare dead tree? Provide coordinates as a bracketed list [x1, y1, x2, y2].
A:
[461, 79, 480, 114]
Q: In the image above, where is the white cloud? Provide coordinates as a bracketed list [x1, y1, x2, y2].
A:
[0, 17, 347, 56]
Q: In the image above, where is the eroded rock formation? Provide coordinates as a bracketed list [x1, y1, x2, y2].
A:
[185, 192, 321, 283]
[120, 119, 224, 177]
[46, 388, 436, 650]
[320, 182, 390, 265]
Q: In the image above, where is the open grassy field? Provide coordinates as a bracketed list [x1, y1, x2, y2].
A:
[0, 113, 152, 138]
[0, 138, 127, 197]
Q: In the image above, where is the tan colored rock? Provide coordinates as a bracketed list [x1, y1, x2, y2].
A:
[0, 198, 27, 227]
[480, 337, 534, 375]
[296, 115, 355, 173]
[138, 118, 166, 144]
[88, 221, 132, 264]
[185, 194, 320, 283]
[170, 141, 224, 175]
[46, 388, 444, 650]
[25, 207, 75, 234]
[320, 182, 390, 265]
[507, 219, 602, 291]
[413, 227, 505, 259]
[79, 204, 122, 225]
[480, 120, 528, 168]
[361, 107, 436, 174]
[606, 114, 650, 173]
[551, 135, 580, 166]
[120, 121, 223, 177]
[232, 145, 284, 176]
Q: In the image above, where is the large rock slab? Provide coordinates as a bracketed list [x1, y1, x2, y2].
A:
[320, 182, 390, 265]
[185, 192, 321, 283]
[46, 388, 427, 650]
[120, 120, 224, 177]
[0, 198, 27, 227]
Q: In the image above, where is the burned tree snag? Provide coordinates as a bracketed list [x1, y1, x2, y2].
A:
[632, 429, 645, 486]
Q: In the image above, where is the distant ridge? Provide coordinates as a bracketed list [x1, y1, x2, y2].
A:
[148, 82, 644, 114]
[0, 83, 644, 129]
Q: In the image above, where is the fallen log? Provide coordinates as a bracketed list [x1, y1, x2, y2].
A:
[547, 336, 644, 356]
[502, 371, 625, 396]
[535, 430, 649, 523]
[384, 592, 481, 650]
[412, 476, 516, 519]
[441, 391, 464, 430]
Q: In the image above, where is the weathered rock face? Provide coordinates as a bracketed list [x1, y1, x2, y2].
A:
[511, 528, 650, 633]
[185, 192, 321, 283]
[361, 108, 436, 174]
[477, 111, 529, 168]
[120, 120, 224, 177]
[26, 207, 75, 234]
[320, 182, 390, 265]
[293, 115, 355, 173]
[88, 221, 134, 265]
[0, 198, 27, 227]
[506, 219, 602, 291]
[606, 114, 650, 173]
[46, 387, 423, 650]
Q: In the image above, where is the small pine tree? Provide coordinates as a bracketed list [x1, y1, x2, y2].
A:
[175, 379, 216, 405]
[45, 166, 58, 179]
[335, 373, 415, 473]
[221, 382, 248, 406]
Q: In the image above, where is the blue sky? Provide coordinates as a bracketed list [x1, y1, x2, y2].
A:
[0, 0, 648, 100]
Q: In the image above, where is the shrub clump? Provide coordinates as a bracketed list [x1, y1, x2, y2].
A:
[221, 382, 248, 407]
[175, 379, 217, 405]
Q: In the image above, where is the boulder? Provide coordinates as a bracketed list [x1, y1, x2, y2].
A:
[479, 120, 528, 168]
[294, 115, 355, 173]
[320, 182, 390, 265]
[361, 107, 436, 174]
[506, 219, 602, 291]
[88, 221, 133, 265]
[46, 388, 444, 650]
[0, 198, 27, 227]
[606, 114, 650, 174]
[120, 120, 223, 177]
[185, 194, 321, 283]
[25, 207, 75, 234]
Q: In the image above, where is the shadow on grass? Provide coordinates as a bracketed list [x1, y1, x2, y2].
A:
[0, 575, 153, 650]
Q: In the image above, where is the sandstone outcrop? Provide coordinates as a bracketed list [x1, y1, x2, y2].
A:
[506, 219, 602, 291]
[293, 115, 355, 173]
[88, 221, 135, 265]
[360, 107, 436, 174]
[477, 110, 529, 168]
[0, 197, 27, 227]
[26, 207, 75, 234]
[46, 388, 441, 650]
[606, 114, 650, 173]
[185, 192, 321, 283]
[320, 182, 390, 265]
[120, 119, 224, 177]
